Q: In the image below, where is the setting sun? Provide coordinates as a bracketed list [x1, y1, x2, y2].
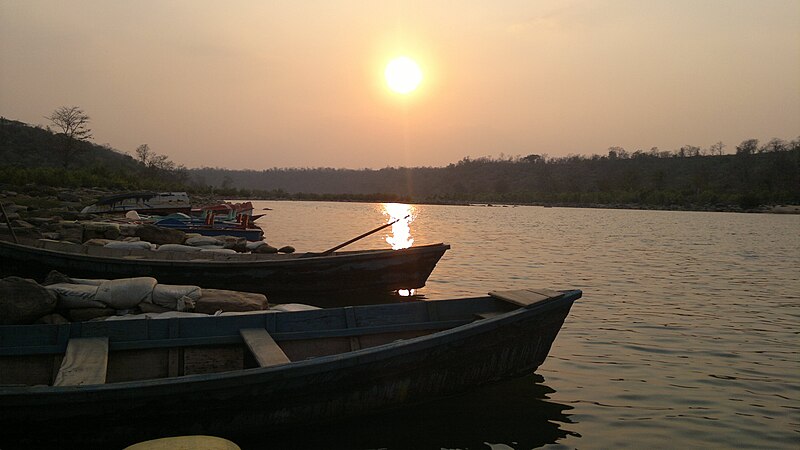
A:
[385, 56, 422, 94]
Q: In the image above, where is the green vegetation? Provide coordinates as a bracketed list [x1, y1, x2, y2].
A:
[2, 116, 798, 211]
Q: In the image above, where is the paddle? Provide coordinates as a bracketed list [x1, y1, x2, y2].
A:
[301, 215, 411, 258]
[0, 202, 18, 243]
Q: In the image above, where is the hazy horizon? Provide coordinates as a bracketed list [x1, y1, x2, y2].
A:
[2, 1, 798, 170]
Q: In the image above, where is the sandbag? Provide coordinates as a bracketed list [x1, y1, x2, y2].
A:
[245, 241, 266, 251]
[155, 244, 202, 252]
[83, 238, 114, 247]
[194, 289, 268, 314]
[104, 311, 211, 321]
[270, 303, 320, 312]
[185, 236, 222, 247]
[45, 283, 105, 309]
[105, 241, 155, 250]
[139, 302, 171, 313]
[69, 278, 106, 286]
[199, 248, 237, 254]
[95, 277, 157, 309]
[151, 284, 202, 311]
[67, 307, 116, 322]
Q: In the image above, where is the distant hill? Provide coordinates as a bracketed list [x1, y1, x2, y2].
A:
[0, 117, 139, 170]
[189, 143, 800, 210]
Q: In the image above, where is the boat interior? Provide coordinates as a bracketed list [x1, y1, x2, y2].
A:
[0, 235, 404, 262]
[0, 290, 563, 388]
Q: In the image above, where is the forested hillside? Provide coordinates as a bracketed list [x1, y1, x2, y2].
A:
[0, 117, 187, 191]
[2, 117, 797, 210]
[190, 142, 799, 210]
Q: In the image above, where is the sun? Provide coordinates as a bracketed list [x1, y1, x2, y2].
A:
[385, 56, 423, 94]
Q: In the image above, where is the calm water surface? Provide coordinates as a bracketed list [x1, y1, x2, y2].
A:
[244, 201, 799, 449]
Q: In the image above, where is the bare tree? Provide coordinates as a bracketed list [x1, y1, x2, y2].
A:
[45, 106, 93, 168]
[760, 138, 787, 153]
[736, 139, 759, 156]
[135, 144, 152, 166]
[149, 154, 176, 171]
[709, 141, 726, 156]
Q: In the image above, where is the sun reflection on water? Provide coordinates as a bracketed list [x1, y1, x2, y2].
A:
[381, 203, 417, 296]
[381, 203, 416, 250]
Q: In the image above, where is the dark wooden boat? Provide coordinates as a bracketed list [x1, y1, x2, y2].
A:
[0, 288, 581, 448]
[0, 236, 449, 303]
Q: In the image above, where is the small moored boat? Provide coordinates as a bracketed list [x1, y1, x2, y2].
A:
[80, 192, 192, 215]
[0, 236, 450, 303]
[0, 288, 581, 448]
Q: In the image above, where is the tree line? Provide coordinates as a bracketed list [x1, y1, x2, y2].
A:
[1, 108, 798, 210]
[190, 139, 799, 210]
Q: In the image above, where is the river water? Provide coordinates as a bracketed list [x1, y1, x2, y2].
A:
[245, 201, 799, 449]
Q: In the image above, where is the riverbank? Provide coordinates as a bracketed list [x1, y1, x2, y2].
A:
[1, 184, 797, 226]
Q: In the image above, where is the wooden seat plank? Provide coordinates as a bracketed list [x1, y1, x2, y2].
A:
[53, 337, 109, 386]
[240, 328, 290, 367]
[488, 288, 563, 307]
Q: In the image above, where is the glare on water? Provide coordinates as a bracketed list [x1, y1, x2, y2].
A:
[381, 203, 417, 296]
[381, 203, 416, 250]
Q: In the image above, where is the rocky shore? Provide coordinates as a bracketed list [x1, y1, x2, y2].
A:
[0, 186, 309, 324]
[0, 185, 294, 253]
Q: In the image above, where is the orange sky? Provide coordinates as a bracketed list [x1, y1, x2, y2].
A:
[1, 1, 798, 169]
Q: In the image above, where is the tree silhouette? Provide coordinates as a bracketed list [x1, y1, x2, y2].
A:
[45, 106, 93, 168]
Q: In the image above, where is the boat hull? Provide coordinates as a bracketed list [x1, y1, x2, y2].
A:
[0, 290, 580, 448]
[0, 239, 449, 303]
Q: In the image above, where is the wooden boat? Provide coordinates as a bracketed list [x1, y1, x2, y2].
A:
[80, 192, 192, 215]
[0, 236, 449, 303]
[0, 288, 581, 448]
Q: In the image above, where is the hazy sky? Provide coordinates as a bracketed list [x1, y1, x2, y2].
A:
[2, 1, 798, 169]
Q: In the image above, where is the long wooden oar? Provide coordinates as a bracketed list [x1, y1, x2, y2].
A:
[303, 215, 410, 257]
[0, 202, 18, 243]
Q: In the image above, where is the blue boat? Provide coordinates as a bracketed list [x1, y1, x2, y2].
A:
[0, 288, 581, 448]
[154, 216, 265, 241]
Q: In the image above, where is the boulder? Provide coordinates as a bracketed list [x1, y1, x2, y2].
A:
[56, 192, 82, 203]
[10, 220, 35, 229]
[253, 244, 279, 254]
[118, 224, 139, 237]
[0, 276, 57, 325]
[194, 289, 268, 314]
[57, 222, 84, 244]
[134, 224, 186, 245]
[82, 222, 120, 241]
[278, 246, 296, 254]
